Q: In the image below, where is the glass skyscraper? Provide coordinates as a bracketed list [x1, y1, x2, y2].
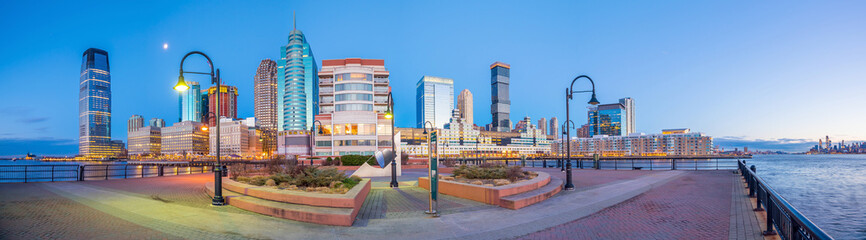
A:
[490, 62, 511, 132]
[277, 22, 318, 131]
[79, 48, 119, 158]
[255, 59, 278, 155]
[416, 76, 454, 129]
[178, 81, 202, 122]
[588, 103, 626, 137]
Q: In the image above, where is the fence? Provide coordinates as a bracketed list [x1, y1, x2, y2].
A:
[444, 158, 740, 170]
[738, 160, 833, 240]
[0, 162, 215, 183]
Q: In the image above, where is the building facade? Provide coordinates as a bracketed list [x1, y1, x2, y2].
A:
[562, 129, 713, 156]
[255, 59, 279, 155]
[549, 117, 559, 139]
[416, 76, 454, 129]
[588, 103, 626, 137]
[128, 115, 144, 132]
[128, 126, 161, 156]
[160, 121, 209, 156]
[277, 23, 318, 131]
[209, 118, 261, 158]
[490, 62, 512, 132]
[619, 97, 635, 134]
[276, 130, 311, 157]
[178, 81, 202, 122]
[149, 118, 165, 128]
[537, 118, 547, 137]
[205, 85, 238, 126]
[79, 48, 122, 158]
[457, 89, 474, 127]
[314, 58, 392, 156]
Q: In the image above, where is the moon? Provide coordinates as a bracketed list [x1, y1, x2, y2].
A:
[163, 43, 168, 50]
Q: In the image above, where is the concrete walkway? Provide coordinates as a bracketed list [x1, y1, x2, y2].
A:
[0, 169, 764, 239]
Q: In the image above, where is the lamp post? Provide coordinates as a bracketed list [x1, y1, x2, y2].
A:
[564, 75, 600, 191]
[174, 51, 226, 206]
[309, 120, 324, 165]
[422, 121, 438, 216]
[560, 120, 574, 172]
[384, 90, 398, 188]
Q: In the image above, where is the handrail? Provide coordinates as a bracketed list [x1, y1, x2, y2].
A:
[738, 160, 833, 240]
[0, 162, 218, 183]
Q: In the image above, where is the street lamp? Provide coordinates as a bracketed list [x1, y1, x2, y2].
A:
[175, 51, 226, 206]
[422, 121, 438, 216]
[561, 120, 574, 172]
[564, 75, 600, 191]
[310, 120, 324, 165]
[384, 90, 398, 187]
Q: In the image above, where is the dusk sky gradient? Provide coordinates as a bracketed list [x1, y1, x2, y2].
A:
[1, 1, 865, 156]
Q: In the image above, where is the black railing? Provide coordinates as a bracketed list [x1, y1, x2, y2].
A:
[738, 160, 833, 240]
[0, 162, 216, 183]
[444, 158, 739, 170]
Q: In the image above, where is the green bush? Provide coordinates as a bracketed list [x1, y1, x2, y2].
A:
[452, 164, 521, 180]
[340, 155, 375, 166]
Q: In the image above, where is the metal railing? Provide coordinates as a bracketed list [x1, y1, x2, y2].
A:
[0, 162, 216, 183]
[443, 158, 739, 170]
[738, 160, 833, 240]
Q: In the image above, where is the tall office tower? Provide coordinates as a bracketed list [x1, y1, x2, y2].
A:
[619, 97, 635, 134]
[315, 58, 392, 156]
[549, 117, 559, 139]
[416, 76, 454, 129]
[277, 16, 318, 131]
[205, 85, 238, 126]
[255, 59, 279, 155]
[178, 81, 202, 122]
[588, 103, 626, 137]
[79, 48, 119, 158]
[490, 61, 511, 132]
[128, 115, 144, 132]
[537, 118, 547, 136]
[457, 89, 474, 126]
[200, 90, 209, 123]
[149, 118, 165, 128]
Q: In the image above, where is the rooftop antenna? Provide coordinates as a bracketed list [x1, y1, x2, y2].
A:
[293, 11, 296, 30]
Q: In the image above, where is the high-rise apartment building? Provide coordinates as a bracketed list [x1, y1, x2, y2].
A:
[490, 62, 511, 132]
[160, 121, 209, 156]
[588, 103, 626, 136]
[315, 58, 392, 156]
[619, 97, 635, 134]
[513, 116, 534, 133]
[416, 76, 454, 129]
[457, 89, 474, 126]
[565, 129, 713, 156]
[210, 117, 262, 158]
[255, 59, 279, 155]
[537, 118, 547, 136]
[205, 85, 238, 126]
[128, 115, 144, 132]
[278, 19, 318, 131]
[128, 126, 161, 156]
[549, 117, 559, 139]
[178, 81, 202, 122]
[149, 118, 165, 128]
[79, 48, 121, 158]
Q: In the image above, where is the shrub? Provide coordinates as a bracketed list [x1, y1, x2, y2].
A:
[340, 155, 375, 166]
[452, 164, 521, 180]
[265, 158, 284, 174]
[506, 166, 525, 182]
[324, 157, 334, 166]
[400, 152, 409, 165]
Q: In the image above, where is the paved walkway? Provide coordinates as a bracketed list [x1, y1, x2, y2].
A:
[0, 169, 764, 239]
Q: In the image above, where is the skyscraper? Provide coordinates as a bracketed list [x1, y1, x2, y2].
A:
[128, 115, 144, 132]
[178, 81, 202, 122]
[549, 117, 559, 139]
[538, 117, 547, 136]
[416, 76, 454, 128]
[277, 16, 318, 131]
[205, 85, 238, 126]
[490, 61, 511, 132]
[588, 103, 626, 136]
[619, 97, 635, 134]
[255, 59, 279, 155]
[149, 118, 165, 128]
[79, 48, 120, 158]
[457, 89, 474, 126]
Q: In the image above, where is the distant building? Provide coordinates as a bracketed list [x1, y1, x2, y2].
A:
[588, 103, 626, 137]
[178, 81, 202, 122]
[577, 124, 591, 138]
[398, 114, 551, 157]
[537, 118, 547, 136]
[255, 59, 279, 155]
[128, 126, 161, 156]
[161, 121, 208, 156]
[278, 18, 318, 131]
[210, 118, 261, 158]
[314, 58, 393, 156]
[416, 76, 454, 128]
[149, 118, 165, 128]
[490, 62, 511, 132]
[549, 117, 559, 139]
[205, 85, 238, 126]
[619, 97, 635, 134]
[128, 115, 144, 132]
[277, 130, 312, 157]
[513, 116, 534, 133]
[563, 128, 713, 156]
[457, 89, 474, 127]
[79, 48, 122, 158]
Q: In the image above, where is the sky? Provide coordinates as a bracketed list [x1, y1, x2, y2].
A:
[1, 1, 865, 156]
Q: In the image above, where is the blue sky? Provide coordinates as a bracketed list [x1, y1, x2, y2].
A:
[1, 1, 865, 156]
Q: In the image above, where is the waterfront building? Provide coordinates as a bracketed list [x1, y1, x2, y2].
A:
[276, 130, 311, 157]
[209, 118, 262, 158]
[255, 59, 279, 155]
[513, 116, 534, 133]
[314, 58, 392, 156]
[588, 103, 626, 137]
[549, 117, 559, 139]
[457, 89, 474, 127]
[128, 126, 161, 156]
[128, 115, 144, 132]
[416, 76, 454, 129]
[537, 118, 547, 137]
[619, 97, 635, 134]
[277, 18, 318, 131]
[205, 85, 238, 127]
[563, 128, 713, 156]
[160, 121, 208, 156]
[149, 118, 165, 128]
[178, 81, 202, 122]
[79, 48, 122, 158]
[490, 61, 512, 132]
[577, 124, 591, 138]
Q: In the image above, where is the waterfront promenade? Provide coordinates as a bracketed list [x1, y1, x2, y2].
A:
[0, 168, 767, 239]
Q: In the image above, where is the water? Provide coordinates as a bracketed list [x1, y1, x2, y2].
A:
[0, 160, 209, 183]
[747, 155, 866, 240]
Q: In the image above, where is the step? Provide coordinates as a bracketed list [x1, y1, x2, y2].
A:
[498, 177, 563, 210]
[206, 182, 357, 226]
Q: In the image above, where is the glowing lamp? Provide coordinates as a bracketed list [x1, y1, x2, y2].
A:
[174, 76, 190, 91]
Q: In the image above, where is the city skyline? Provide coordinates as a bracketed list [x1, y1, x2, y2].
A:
[2, 1, 866, 156]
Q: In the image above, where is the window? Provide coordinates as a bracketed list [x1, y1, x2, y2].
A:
[336, 103, 372, 112]
[335, 93, 372, 102]
[335, 73, 372, 82]
[335, 83, 372, 91]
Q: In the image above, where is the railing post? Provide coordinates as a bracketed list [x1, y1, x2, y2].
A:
[104, 165, 109, 180]
[763, 197, 776, 235]
[543, 159, 546, 168]
[158, 165, 164, 176]
[142, 166, 145, 178]
[672, 159, 676, 170]
[51, 165, 55, 182]
[124, 165, 128, 179]
[78, 165, 85, 181]
[23, 166, 28, 183]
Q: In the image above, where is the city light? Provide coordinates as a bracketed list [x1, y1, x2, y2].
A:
[174, 76, 189, 91]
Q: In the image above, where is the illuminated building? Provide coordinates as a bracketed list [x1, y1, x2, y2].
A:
[549, 117, 559, 139]
[588, 103, 625, 136]
[278, 17, 318, 131]
[128, 115, 144, 132]
[490, 61, 512, 132]
[178, 81, 202, 122]
[205, 85, 238, 126]
[457, 89, 474, 127]
[79, 48, 122, 158]
[619, 97, 635, 134]
[564, 128, 714, 156]
[314, 58, 392, 156]
[399, 112, 551, 157]
[160, 121, 209, 156]
[128, 126, 161, 156]
[537, 118, 547, 137]
[276, 130, 311, 157]
[255, 59, 279, 155]
[209, 117, 262, 158]
[416, 76, 454, 128]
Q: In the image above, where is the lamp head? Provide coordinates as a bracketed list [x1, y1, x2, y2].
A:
[174, 76, 189, 92]
[384, 111, 393, 119]
[423, 129, 428, 135]
[588, 93, 600, 105]
[201, 126, 208, 131]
